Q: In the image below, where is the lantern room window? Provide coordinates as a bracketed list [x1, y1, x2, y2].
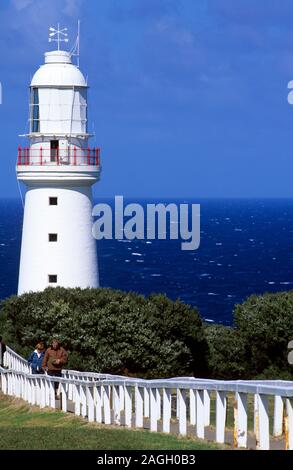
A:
[30, 87, 40, 133]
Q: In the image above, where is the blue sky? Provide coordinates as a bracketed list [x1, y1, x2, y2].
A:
[1, 0, 293, 198]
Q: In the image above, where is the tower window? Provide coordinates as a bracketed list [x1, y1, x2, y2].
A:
[48, 274, 57, 283]
[48, 233, 58, 242]
[49, 197, 58, 206]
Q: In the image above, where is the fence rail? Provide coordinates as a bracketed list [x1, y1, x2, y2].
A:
[1, 346, 293, 450]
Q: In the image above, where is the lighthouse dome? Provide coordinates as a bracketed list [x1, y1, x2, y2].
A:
[28, 50, 88, 135]
[31, 50, 87, 87]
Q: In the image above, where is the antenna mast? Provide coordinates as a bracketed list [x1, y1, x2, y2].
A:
[70, 20, 81, 68]
[77, 20, 80, 68]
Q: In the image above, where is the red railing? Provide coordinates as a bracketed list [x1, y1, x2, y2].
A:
[17, 147, 101, 166]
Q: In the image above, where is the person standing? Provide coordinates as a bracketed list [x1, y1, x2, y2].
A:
[28, 342, 45, 374]
[42, 339, 68, 395]
[0, 336, 6, 367]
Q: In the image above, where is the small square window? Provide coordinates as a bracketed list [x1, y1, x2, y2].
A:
[49, 197, 58, 206]
[49, 233, 58, 242]
[48, 274, 57, 283]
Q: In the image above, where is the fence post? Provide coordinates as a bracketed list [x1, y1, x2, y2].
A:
[216, 391, 226, 444]
[119, 385, 125, 413]
[163, 388, 171, 434]
[286, 398, 293, 450]
[87, 386, 94, 422]
[27, 377, 32, 404]
[135, 386, 144, 428]
[103, 385, 111, 424]
[254, 393, 259, 434]
[156, 388, 161, 420]
[95, 386, 102, 423]
[39, 378, 45, 408]
[80, 384, 87, 418]
[125, 386, 132, 428]
[60, 382, 67, 412]
[68, 376, 73, 401]
[236, 392, 248, 449]
[113, 385, 121, 425]
[14, 373, 18, 398]
[35, 377, 40, 405]
[176, 389, 180, 419]
[190, 388, 196, 426]
[273, 395, 284, 437]
[150, 388, 158, 432]
[204, 389, 210, 426]
[45, 380, 50, 407]
[256, 394, 269, 450]
[9, 373, 12, 396]
[23, 376, 28, 401]
[49, 380, 56, 409]
[1, 373, 7, 394]
[178, 388, 187, 436]
[20, 375, 25, 400]
[196, 390, 205, 439]
[74, 383, 81, 416]
[144, 387, 150, 418]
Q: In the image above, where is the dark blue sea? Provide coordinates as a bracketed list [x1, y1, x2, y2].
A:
[1, 198, 293, 325]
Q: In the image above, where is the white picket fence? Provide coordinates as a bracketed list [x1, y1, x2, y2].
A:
[1, 346, 293, 450]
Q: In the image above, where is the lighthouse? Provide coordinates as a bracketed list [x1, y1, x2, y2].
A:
[17, 27, 100, 295]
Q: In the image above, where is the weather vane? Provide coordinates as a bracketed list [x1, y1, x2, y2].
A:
[48, 24, 69, 50]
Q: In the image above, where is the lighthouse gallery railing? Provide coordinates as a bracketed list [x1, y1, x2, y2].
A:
[1, 345, 293, 450]
[17, 147, 101, 166]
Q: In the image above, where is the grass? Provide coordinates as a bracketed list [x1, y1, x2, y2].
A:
[0, 393, 222, 450]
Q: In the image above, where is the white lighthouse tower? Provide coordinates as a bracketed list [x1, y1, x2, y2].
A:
[17, 27, 100, 295]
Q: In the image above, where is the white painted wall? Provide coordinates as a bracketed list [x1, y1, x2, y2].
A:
[18, 184, 99, 294]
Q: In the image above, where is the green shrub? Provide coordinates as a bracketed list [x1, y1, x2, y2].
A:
[2, 287, 293, 380]
[205, 324, 248, 379]
[234, 291, 293, 378]
[0, 287, 207, 379]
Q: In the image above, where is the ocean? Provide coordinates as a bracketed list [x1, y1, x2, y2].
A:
[1, 198, 293, 325]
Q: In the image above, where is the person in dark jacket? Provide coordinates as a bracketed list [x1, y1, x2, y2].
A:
[0, 336, 6, 367]
[28, 342, 45, 374]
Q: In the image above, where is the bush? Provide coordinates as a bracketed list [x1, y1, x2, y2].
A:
[205, 324, 248, 379]
[3, 287, 292, 380]
[234, 291, 293, 379]
[0, 287, 207, 379]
